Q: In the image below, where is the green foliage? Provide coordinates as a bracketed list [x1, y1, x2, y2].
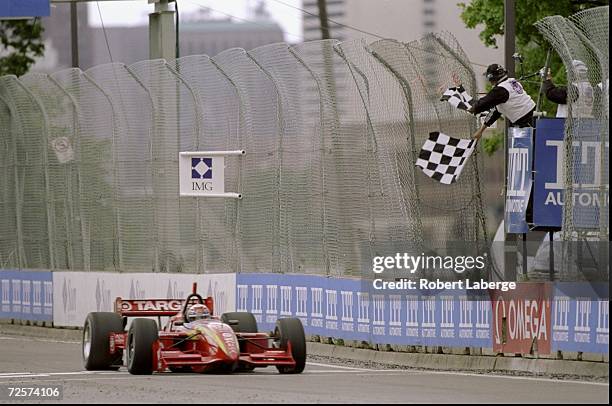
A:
[0, 19, 45, 77]
[458, 0, 607, 152]
[481, 130, 504, 156]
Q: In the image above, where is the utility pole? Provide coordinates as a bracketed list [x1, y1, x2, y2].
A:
[70, 2, 79, 67]
[317, 0, 331, 40]
[503, 0, 517, 282]
[149, 0, 176, 60]
[52, 0, 176, 62]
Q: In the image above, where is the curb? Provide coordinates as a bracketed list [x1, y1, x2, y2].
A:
[306, 342, 609, 379]
[0, 321, 81, 342]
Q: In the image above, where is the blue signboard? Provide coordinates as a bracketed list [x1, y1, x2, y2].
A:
[533, 118, 565, 228]
[0, 1, 50, 18]
[236, 274, 608, 353]
[505, 127, 533, 233]
[236, 273, 492, 348]
[0, 270, 53, 322]
[533, 118, 609, 229]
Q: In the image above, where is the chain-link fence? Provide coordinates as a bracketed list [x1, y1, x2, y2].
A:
[535, 6, 609, 280]
[0, 32, 487, 276]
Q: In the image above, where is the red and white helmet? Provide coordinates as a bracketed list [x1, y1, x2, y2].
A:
[186, 304, 210, 322]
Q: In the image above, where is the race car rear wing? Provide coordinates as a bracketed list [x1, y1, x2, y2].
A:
[114, 283, 214, 317]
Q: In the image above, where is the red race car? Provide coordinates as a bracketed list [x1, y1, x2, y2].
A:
[82, 283, 306, 375]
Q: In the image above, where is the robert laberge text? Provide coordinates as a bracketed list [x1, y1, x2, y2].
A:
[372, 278, 516, 292]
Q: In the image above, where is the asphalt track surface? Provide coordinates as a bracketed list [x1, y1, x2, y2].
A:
[0, 335, 608, 404]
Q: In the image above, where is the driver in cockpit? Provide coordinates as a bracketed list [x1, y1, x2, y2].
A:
[184, 303, 211, 327]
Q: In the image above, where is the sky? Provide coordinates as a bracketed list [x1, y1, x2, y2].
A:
[86, 0, 303, 42]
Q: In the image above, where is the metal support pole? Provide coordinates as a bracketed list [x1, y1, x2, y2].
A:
[522, 233, 528, 277]
[70, 2, 79, 67]
[504, 0, 516, 78]
[504, 0, 517, 281]
[549, 231, 555, 281]
[317, 0, 331, 40]
[149, 0, 176, 60]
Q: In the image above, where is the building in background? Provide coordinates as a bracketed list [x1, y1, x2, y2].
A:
[33, 1, 283, 72]
[87, 18, 283, 67]
[301, 0, 504, 90]
[34, 2, 92, 72]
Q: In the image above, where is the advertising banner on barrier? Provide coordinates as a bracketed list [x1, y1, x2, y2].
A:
[0, 270, 53, 322]
[551, 283, 609, 353]
[53, 272, 235, 327]
[491, 283, 552, 354]
[505, 127, 533, 234]
[236, 273, 492, 348]
[533, 118, 564, 228]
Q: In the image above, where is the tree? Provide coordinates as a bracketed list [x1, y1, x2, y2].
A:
[458, 0, 608, 113]
[0, 19, 45, 77]
[458, 0, 607, 154]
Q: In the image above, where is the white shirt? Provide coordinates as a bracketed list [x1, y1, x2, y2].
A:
[496, 78, 536, 123]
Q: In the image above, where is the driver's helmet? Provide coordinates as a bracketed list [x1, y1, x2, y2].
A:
[186, 304, 211, 322]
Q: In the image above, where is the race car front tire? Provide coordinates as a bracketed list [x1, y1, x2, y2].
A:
[221, 312, 258, 333]
[126, 318, 158, 375]
[275, 318, 306, 374]
[83, 312, 123, 371]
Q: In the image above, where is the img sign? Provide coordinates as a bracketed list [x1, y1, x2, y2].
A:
[179, 153, 225, 196]
[534, 118, 609, 229]
[505, 127, 533, 233]
[179, 150, 244, 198]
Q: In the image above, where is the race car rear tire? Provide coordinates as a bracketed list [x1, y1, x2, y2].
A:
[83, 312, 124, 371]
[126, 318, 158, 375]
[275, 318, 306, 374]
[221, 312, 258, 333]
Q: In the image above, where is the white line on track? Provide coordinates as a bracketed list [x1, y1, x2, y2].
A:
[306, 362, 389, 372]
[0, 335, 79, 344]
[0, 372, 32, 378]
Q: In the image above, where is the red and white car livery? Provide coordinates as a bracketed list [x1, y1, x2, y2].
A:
[82, 283, 306, 375]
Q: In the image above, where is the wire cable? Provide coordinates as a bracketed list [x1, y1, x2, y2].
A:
[183, 0, 303, 42]
[97, 1, 114, 63]
[270, 0, 385, 39]
[268, 0, 489, 69]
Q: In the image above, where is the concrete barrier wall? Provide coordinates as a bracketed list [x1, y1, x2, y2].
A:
[1, 270, 608, 355]
[236, 273, 609, 354]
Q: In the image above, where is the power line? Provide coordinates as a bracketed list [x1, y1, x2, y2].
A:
[182, 0, 303, 42]
[269, 0, 385, 39]
[268, 0, 489, 69]
[96, 1, 114, 63]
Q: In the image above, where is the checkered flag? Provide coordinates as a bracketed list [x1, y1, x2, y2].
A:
[416, 132, 476, 184]
[440, 85, 473, 111]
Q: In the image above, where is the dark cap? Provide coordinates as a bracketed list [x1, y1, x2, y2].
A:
[485, 64, 507, 82]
